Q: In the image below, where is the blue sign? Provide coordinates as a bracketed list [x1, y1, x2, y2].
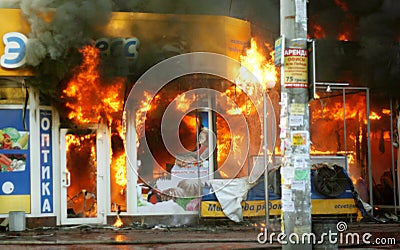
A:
[40, 110, 53, 213]
[274, 36, 284, 66]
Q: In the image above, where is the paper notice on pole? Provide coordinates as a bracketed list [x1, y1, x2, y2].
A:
[295, 169, 309, 181]
[293, 157, 304, 168]
[283, 49, 308, 88]
[291, 131, 309, 146]
[291, 180, 306, 191]
[280, 167, 294, 179]
[280, 128, 287, 139]
[282, 189, 293, 202]
[282, 201, 295, 212]
[289, 115, 303, 127]
[281, 105, 288, 117]
[290, 103, 306, 115]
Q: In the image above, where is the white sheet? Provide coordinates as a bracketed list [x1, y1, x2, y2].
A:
[208, 177, 255, 222]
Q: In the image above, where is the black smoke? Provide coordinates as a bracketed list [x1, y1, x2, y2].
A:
[19, 0, 113, 102]
[4, 0, 398, 99]
[308, 0, 400, 96]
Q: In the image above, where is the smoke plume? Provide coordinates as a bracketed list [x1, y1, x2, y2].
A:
[15, 0, 112, 101]
[2, 0, 397, 97]
[21, 0, 112, 66]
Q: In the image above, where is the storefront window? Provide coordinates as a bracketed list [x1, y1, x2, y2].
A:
[309, 90, 369, 202]
[131, 74, 272, 214]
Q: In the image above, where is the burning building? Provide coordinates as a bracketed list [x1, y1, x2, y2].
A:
[0, 7, 273, 226]
[0, 0, 398, 228]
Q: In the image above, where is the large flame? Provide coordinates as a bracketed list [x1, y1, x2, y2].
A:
[62, 45, 127, 215]
[236, 38, 277, 90]
[215, 38, 277, 178]
[113, 153, 127, 194]
[133, 38, 276, 179]
[62, 45, 125, 126]
[309, 92, 372, 185]
[65, 133, 98, 218]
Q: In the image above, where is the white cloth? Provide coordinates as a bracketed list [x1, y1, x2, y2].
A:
[208, 177, 254, 222]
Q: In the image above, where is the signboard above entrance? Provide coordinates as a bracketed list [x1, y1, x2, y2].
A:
[0, 9, 251, 77]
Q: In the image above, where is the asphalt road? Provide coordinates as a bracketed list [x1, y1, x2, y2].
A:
[0, 221, 398, 249]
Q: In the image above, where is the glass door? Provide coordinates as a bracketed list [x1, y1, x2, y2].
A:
[60, 127, 108, 225]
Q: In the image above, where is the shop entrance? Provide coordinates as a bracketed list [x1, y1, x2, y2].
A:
[60, 126, 108, 225]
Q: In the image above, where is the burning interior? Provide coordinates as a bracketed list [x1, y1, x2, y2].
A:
[59, 33, 280, 218]
[60, 35, 396, 220]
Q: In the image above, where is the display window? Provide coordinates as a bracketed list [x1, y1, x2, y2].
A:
[129, 75, 273, 215]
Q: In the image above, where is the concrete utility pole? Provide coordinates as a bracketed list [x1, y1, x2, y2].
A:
[279, 0, 312, 249]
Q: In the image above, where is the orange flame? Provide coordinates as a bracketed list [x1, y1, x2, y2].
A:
[334, 0, 348, 11]
[135, 91, 153, 144]
[338, 31, 351, 41]
[236, 38, 277, 90]
[211, 38, 275, 178]
[62, 45, 125, 126]
[308, 92, 370, 186]
[337, 14, 355, 41]
[381, 109, 390, 115]
[310, 23, 326, 39]
[182, 115, 198, 134]
[175, 93, 197, 113]
[369, 111, 381, 120]
[113, 153, 127, 194]
[113, 217, 123, 228]
[63, 44, 128, 213]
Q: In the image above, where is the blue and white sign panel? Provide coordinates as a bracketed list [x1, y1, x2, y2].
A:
[274, 36, 285, 66]
[0, 32, 27, 69]
[40, 109, 53, 213]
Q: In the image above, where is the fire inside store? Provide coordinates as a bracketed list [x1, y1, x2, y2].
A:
[0, 8, 398, 227]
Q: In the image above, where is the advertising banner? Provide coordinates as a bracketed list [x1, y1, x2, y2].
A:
[284, 48, 308, 88]
[201, 198, 358, 218]
[0, 108, 30, 213]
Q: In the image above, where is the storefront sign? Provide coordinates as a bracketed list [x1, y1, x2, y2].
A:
[40, 110, 53, 213]
[284, 48, 308, 88]
[0, 33, 140, 70]
[0, 32, 27, 69]
[200, 198, 358, 217]
[95, 37, 140, 59]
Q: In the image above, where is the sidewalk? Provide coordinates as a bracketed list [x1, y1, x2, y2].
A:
[0, 221, 399, 249]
